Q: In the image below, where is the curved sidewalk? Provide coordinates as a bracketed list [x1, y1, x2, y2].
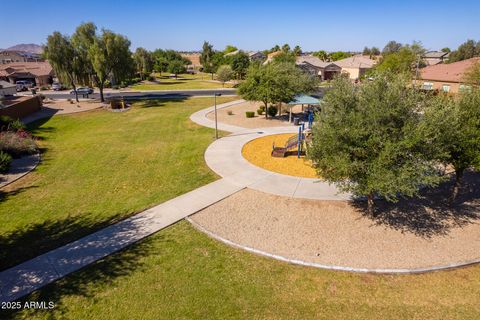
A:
[191, 99, 351, 200]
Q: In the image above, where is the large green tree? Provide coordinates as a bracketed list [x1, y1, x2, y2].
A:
[167, 60, 186, 78]
[308, 73, 442, 214]
[420, 91, 480, 203]
[329, 51, 352, 61]
[216, 65, 233, 86]
[44, 32, 83, 102]
[71, 22, 97, 86]
[312, 50, 330, 61]
[239, 62, 317, 119]
[89, 29, 133, 102]
[375, 47, 417, 75]
[230, 51, 250, 79]
[382, 40, 402, 55]
[448, 39, 480, 62]
[293, 45, 302, 56]
[200, 41, 215, 79]
[223, 45, 238, 54]
[133, 47, 154, 80]
[463, 60, 480, 86]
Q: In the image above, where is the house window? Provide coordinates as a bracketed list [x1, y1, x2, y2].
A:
[459, 84, 472, 92]
[422, 82, 433, 90]
[442, 84, 450, 93]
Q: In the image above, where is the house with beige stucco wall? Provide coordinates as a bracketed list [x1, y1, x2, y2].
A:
[334, 55, 377, 80]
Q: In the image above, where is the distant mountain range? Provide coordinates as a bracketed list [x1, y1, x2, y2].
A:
[3, 43, 43, 54]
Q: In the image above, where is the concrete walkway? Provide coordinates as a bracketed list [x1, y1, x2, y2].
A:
[190, 99, 247, 133]
[191, 100, 351, 200]
[0, 153, 40, 189]
[0, 179, 243, 302]
[0, 98, 346, 302]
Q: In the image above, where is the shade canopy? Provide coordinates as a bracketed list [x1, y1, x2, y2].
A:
[287, 94, 321, 105]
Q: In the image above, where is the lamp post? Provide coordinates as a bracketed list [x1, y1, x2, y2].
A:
[214, 92, 222, 139]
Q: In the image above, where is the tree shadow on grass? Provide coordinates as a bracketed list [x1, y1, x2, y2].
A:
[0, 211, 128, 271]
[3, 232, 161, 319]
[351, 170, 480, 238]
[134, 96, 189, 108]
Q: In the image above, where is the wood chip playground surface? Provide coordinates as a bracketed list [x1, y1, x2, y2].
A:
[242, 133, 317, 178]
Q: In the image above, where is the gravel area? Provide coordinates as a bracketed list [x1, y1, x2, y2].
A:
[206, 101, 307, 129]
[191, 175, 480, 270]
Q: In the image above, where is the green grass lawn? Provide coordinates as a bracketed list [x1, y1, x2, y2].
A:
[9, 221, 480, 320]
[2, 95, 479, 319]
[131, 73, 233, 91]
[0, 96, 237, 270]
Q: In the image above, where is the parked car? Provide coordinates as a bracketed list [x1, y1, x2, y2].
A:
[71, 87, 94, 95]
[16, 80, 34, 92]
[51, 82, 65, 91]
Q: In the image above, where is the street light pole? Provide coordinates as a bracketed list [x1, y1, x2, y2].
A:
[214, 92, 222, 139]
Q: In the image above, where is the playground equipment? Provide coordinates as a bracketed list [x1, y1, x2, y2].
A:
[272, 126, 306, 158]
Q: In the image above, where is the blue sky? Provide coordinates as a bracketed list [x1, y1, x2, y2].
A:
[1, 0, 479, 52]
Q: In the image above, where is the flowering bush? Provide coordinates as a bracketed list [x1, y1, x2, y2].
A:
[0, 131, 38, 158]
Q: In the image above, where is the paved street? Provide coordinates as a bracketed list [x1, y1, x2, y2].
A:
[37, 88, 237, 100]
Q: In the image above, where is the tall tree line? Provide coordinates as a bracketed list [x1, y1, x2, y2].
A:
[45, 22, 134, 102]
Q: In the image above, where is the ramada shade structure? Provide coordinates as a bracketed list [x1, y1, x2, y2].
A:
[286, 94, 321, 123]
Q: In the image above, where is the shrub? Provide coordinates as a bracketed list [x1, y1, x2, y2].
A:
[245, 111, 255, 118]
[0, 116, 13, 130]
[9, 119, 25, 131]
[259, 106, 266, 111]
[267, 106, 278, 117]
[147, 75, 156, 81]
[257, 108, 264, 115]
[227, 110, 233, 116]
[40, 86, 49, 91]
[112, 85, 120, 90]
[0, 131, 38, 158]
[0, 151, 12, 173]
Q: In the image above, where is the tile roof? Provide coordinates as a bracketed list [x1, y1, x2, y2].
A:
[0, 61, 52, 77]
[296, 55, 331, 68]
[423, 51, 449, 59]
[334, 55, 376, 68]
[420, 57, 480, 83]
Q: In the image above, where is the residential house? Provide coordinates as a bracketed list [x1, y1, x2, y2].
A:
[295, 56, 341, 81]
[248, 51, 266, 62]
[419, 57, 480, 94]
[181, 53, 201, 69]
[422, 51, 450, 66]
[334, 55, 377, 80]
[0, 80, 16, 96]
[0, 50, 43, 64]
[0, 62, 54, 86]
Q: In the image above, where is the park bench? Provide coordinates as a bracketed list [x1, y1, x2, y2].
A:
[271, 134, 300, 158]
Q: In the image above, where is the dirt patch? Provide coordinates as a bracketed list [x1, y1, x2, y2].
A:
[43, 98, 104, 114]
[242, 133, 317, 178]
[206, 101, 308, 129]
[191, 178, 480, 270]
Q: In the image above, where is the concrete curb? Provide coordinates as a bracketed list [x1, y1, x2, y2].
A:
[187, 217, 480, 274]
